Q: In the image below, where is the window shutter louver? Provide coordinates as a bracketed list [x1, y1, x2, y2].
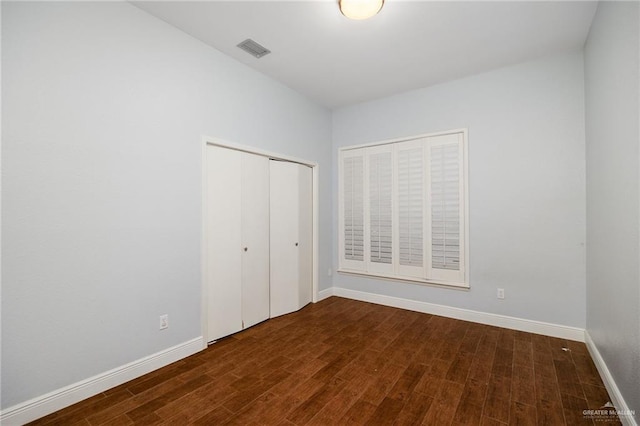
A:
[398, 145, 424, 267]
[342, 154, 365, 264]
[429, 134, 464, 283]
[369, 150, 393, 265]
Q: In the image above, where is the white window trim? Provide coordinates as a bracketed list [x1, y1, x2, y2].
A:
[338, 129, 470, 289]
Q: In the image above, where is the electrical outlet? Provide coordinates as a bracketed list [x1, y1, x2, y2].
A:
[497, 288, 505, 300]
[159, 314, 169, 330]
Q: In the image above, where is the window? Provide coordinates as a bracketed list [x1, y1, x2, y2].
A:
[338, 131, 468, 288]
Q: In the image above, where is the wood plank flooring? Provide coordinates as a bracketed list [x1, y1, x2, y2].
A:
[28, 297, 619, 425]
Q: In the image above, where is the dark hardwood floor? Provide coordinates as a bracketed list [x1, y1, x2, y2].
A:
[28, 297, 619, 425]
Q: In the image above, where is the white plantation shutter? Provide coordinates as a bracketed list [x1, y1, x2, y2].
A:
[367, 146, 393, 272]
[344, 156, 364, 261]
[397, 140, 425, 278]
[339, 131, 467, 287]
[428, 134, 465, 283]
[340, 150, 365, 270]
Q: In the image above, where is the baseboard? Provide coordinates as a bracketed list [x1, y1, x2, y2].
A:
[1, 337, 205, 425]
[585, 332, 638, 426]
[316, 287, 335, 302]
[332, 287, 585, 342]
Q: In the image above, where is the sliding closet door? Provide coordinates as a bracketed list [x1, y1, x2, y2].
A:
[206, 145, 243, 341]
[297, 164, 313, 308]
[270, 160, 312, 318]
[207, 144, 313, 339]
[241, 153, 270, 329]
[270, 161, 299, 317]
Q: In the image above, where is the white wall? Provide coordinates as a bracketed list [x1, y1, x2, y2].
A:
[1, 2, 332, 409]
[332, 51, 587, 328]
[585, 1, 640, 417]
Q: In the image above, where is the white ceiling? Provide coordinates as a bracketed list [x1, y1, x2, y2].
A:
[133, 1, 598, 109]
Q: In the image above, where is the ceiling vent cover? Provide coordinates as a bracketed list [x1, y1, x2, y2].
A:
[237, 39, 271, 59]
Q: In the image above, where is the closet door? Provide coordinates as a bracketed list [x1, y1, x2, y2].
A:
[206, 145, 243, 341]
[241, 153, 270, 329]
[297, 164, 313, 308]
[269, 161, 313, 317]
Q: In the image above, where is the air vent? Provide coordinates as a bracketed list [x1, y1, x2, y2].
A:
[237, 39, 271, 59]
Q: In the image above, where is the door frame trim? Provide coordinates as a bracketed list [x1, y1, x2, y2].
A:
[201, 136, 320, 344]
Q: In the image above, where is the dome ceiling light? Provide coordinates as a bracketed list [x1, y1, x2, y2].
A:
[339, 0, 384, 20]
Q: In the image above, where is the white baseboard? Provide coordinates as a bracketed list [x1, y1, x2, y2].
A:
[585, 332, 637, 426]
[316, 287, 335, 302]
[1, 337, 205, 426]
[331, 287, 585, 342]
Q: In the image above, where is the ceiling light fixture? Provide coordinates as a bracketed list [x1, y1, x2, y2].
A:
[339, 0, 384, 20]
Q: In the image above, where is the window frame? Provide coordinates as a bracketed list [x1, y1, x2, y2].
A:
[338, 129, 470, 289]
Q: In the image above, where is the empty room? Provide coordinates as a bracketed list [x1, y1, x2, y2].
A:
[1, 0, 639, 425]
